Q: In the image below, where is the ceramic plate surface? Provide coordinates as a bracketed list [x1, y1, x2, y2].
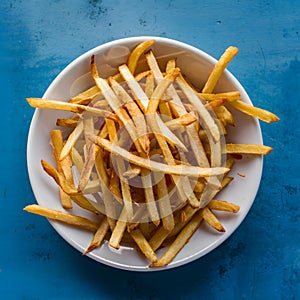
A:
[27, 36, 263, 271]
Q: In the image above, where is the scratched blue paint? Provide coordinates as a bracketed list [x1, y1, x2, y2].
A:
[0, 0, 299, 299]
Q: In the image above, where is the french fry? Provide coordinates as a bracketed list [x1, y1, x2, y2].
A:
[208, 199, 240, 213]
[200, 91, 241, 102]
[41, 160, 78, 195]
[50, 130, 73, 209]
[26, 97, 114, 119]
[90, 135, 229, 177]
[176, 77, 221, 143]
[226, 143, 273, 155]
[154, 172, 174, 232]
[56, 116, 79, 128]
[90, 120, 118, 229]
[83, 217, 110, 255]
[202, 46, 239, 93]
[70, 194, 101, 214]
[127, 40, 155, 75]
[141, 168, 161, 226]
[69, 85, 100, 104]
[164, 113, 197, 130]
[151, 210, 203, 267]
[60, 119, 84, 160]
[201, 207, 225, 232]
[130, 228, 157, 263]
[24, 204, 99, 232]
[109, 207, 128, 249]
[228, 100, 279, 123]
[105, 118, 134, 221]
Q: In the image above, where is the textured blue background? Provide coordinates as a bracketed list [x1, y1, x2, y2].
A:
[1, 0, 299, 299]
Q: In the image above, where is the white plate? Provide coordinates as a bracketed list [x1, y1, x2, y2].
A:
[27, 36, 263, 271]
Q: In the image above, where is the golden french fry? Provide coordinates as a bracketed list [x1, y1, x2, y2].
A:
[146, 67, 180, 114]
[26, 97, 114, 119]
[214, 105, 235, 126]
[58, 188, 73, 208]
[200, 91, 241, 102]
[145, 72, 155, 98]
[71, 146, 84, 174]
[50, 130, 73, 209]
[151, 210, 203, 267]
[56, 116, 79, 128]
[177, 77, 221, 143]
[130, 228, 157, 263]
[226, 143, 273, 155]
[155, 173, 174, 232]
[69, 85, 100, 104]
[83, 217, 110, 255]
[94, 151, 119, 222]
[141, 168, 160, 226]
[24, 204, 100, 232]
[109, 207, 128, 249]
[123, 165, 141, 179]
[228, 100, 279, 123]
[105, 118, 134, 220]
[78, 144, 99, 192]
[90, 135, 229, 177]
[208, 199, 240, 213]
[70, 194, 100, 214]
[202, 46, 239, 93]
[127, 39, 155, 74]
[60, 119, 84, 160]
[41, 160, 78, 195]
[201, 207, 225, 232]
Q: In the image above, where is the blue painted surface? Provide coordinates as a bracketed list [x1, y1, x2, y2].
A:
[0, 0, 299, 299]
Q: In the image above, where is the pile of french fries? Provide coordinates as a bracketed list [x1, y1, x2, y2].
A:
[24, 40, 279, 267]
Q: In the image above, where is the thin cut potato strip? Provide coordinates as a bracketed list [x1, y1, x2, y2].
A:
[109, 207, 128, 249]
[90, 135, 229, 177]
[200, 91, 241, 102]
[56, 116, 79, 128]
[202, 46, 239, 93]
[60, 119, 84, 160]
[228, 100, 279, 123]
[69, 85, 100, 104]
[130, 228, 157, 263]
[83, 217, 110, 255]
[151, 211, 203, 267]
[201, 207, 225, 232]
[70, 194, 101, 214]
[27, 97, 114, 118]
[24, 204, 100, 232]
[41, 160, 78, 195]
[226, 143, 272, 155]
[106, 118, 134, 220]
[208, 199, 240, 213]
[176, 77, 220, 143]
[50, 130, 73, 209]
